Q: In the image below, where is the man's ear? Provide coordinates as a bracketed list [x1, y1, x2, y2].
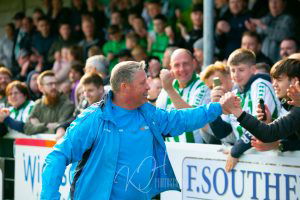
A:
[192, 58, 199, 71]
[120, 82, 128, 91]
[37, 83, 44, 93]
[250, 64, 256, 74]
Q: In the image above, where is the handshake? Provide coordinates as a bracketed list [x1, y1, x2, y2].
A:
[219, 92, 243, 117]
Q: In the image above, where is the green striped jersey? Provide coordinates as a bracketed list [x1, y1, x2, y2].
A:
[5, 100, 35, 138]
[230, 78, 281, 139]
[156, 74, 210, 143]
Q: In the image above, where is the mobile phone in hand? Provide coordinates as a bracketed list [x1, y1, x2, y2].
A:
[213, 77, 221, 88]
[259, 98, 267, 121]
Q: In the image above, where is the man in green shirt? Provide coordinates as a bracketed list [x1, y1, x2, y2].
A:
[102, 25, 126, 72]
[148, 14, 169, 61]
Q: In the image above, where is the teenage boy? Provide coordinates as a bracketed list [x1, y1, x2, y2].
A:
[209, 48, 280, 172]
[221, 58, 300, 155]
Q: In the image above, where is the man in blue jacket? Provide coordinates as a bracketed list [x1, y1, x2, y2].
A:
[41, 60, 232, 200]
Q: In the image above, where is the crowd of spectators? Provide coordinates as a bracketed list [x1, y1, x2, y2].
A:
[0, 0, 300, 172]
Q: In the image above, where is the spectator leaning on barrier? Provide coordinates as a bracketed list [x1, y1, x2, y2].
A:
[220, 58, 300, 152]
[209, 48, 281, 172]
[156, 49, 211, 143]
[41, 60, 232, 199]
[24, 70, 74, 135]
[0, 81, 34, 138]
[201, 62, 236, 145]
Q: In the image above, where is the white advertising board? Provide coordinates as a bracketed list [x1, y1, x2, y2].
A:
[162, 143, 300, 200]
[14, 139, 71, 200]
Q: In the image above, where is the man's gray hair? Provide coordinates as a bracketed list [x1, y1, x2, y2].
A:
[85, 55, 109, 75]
[110, 61, 145, 92]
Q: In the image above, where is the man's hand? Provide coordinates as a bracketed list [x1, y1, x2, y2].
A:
[224, 152, 239, 172]
[287, 81, 300, 107]
[55, 127, 66, 141]
[216, 20, 231, 34]
[211, 86, 225, 102]
[30, 117, 40, 124]
[249, 18, 267, 30]
[107, 53, 114, 61]
[245, 19, 256, 32]
[251, 137, 280, 151]
[256, 103, 272, 123]
[177, 23, 188, 39]
[47, 123, 59, 130]
[220, 92, 242, 115]
[0, 109, 9, 122]
[160, 69, 175, 91]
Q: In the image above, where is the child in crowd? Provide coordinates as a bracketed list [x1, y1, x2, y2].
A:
[209, 48, 281, 172]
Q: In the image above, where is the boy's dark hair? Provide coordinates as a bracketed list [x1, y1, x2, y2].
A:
[270, 58, 300, 80]
[6, 23, 15, 32]
[227, 48, 256, 67]
[69, 45, 83, 62]
[133, 16, 146, 28]
[242, 31, 262, 44]
[153, 14, 167, 23]
[108, 25, 121, 34]
[146, 0, 161, 5]
[13, 12, 25, 20]
[71, 63, 84, 76]
[282, 37, 299, 51]
[59, 22, 71, 29]
[192, 4, 203, 13]
[80, 72, 104, 87]
[33, 8, 44, 16]
[37, 16, 50, 24]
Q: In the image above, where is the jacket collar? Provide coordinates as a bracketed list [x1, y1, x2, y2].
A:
[240, 73, 271, 94]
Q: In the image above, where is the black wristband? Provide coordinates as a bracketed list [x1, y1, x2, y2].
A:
[237, 111, 247, 122]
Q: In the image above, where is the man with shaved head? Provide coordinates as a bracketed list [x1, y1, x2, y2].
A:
[156, 48, 211, 143]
